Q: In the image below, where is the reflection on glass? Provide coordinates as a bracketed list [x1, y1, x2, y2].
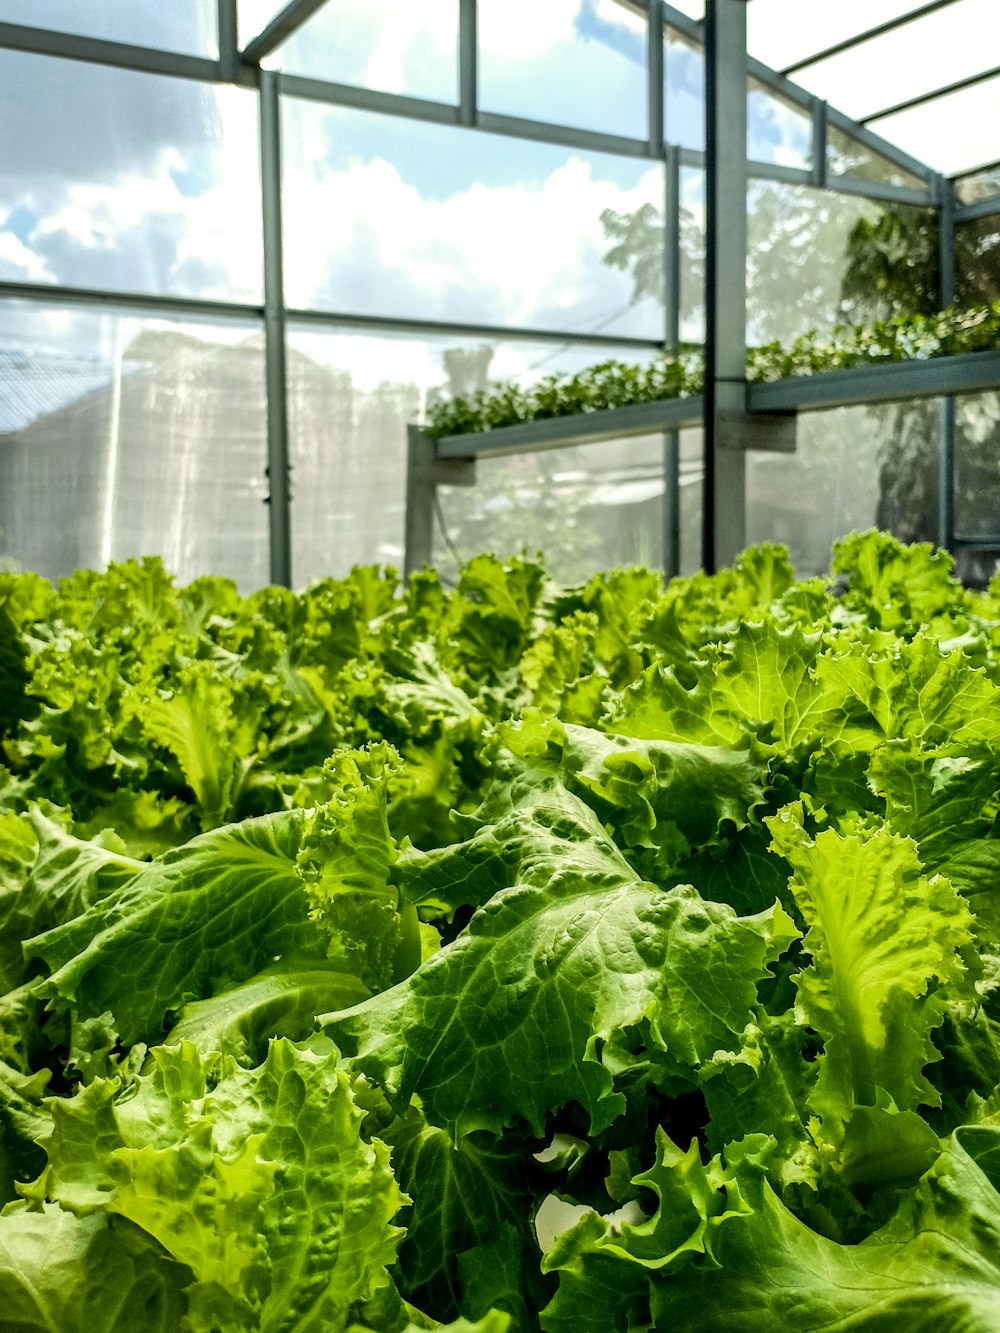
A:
[0, 302, 269, 590]
[436, 434, 666, 585]
[826, 126, 924, 189]
[255, 0, 459, 103]
[748, 79, 811, 169]
[747, 181, 891, 343]
[478, 0, 648, 140]
[0, 51, 262, 302]
[679, 167, 705, 344]
[956, 392, 1000, 539]
[0, 0, 216, 55]
[281, 100, 664, 337]
[746, 401, 939, 576]
[956, 214, 1000, 307]
[665, 25, 704, 152]
[287, 330, 665, 585]
[956, 166, 1000, 206]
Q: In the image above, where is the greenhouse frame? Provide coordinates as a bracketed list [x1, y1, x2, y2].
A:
[8, 7, 1000, 1331]
[0, 0, 999, 587]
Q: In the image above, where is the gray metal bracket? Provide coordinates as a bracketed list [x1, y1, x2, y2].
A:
[404, 427, 476, 577]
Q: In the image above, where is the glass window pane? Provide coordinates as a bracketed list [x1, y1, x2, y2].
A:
[679, 166, 705, 344]
[256, 0, 459, 104]
[871, 77, 1000, 177]
[826, 126, 925, 189]
[956, 393, 1000, 539]
[748, 79, 812, 169]
[747, 185, 935, 342]
[746, 400, 940, 576]
[666, 25, 704, 152]
[0, 301, 269, 590]
[281, 101, 665, 339]
[287, 331, 668, 585]
[437, 435, 666, 584]
[957, 212, 1000, 306]
[239, 1, 287, 47]
[0, 51, 262, 303]
[478, 0, 648, 141]
[0, 0, 217, 56]
[956, 166, 1000, 206]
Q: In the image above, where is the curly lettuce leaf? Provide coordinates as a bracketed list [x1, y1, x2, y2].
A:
[326, 775, 797, 1136]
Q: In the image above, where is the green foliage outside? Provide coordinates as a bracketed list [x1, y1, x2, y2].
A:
[5, 536, 1000, 1327]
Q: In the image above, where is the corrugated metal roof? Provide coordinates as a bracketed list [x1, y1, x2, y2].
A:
[0, 349, 116, 436]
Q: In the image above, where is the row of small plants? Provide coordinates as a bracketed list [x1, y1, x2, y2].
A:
[423, 299, 1000, 439]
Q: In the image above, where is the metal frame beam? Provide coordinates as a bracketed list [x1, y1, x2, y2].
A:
[938, 175, 957, 552]
[217, 0, 239, 83]
[259, 70, 293, 588]
[954, 195, 1000, 224]
[703, 0, 748, 572]
[0, 20, 244, 83]
[240, 0, 328, 65]
[459, 0, 478, 127]
[0, 278, 262, 322]
[748, 349, 1000, 414]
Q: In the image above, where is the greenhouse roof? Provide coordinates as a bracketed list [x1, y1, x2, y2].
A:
[671, 0, 1000, 178]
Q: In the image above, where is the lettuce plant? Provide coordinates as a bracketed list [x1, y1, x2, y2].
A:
[2, 532, 1000, 1330]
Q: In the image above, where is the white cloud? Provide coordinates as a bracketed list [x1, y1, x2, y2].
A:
[0, 228, 52, 283]
[283, 149, 662, 334]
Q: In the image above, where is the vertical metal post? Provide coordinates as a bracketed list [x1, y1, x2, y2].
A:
[938, 173, 957, 552]
[260, 70, 293, 587]
[810, 98, 828, 189]
[703, 0, 749, 572]
[459, 0, 477, 126]
[647, 0, 665, 158]
[663, 143, 682, 579]
[404, 426, 475, 577]
[217, 0, 239, 82]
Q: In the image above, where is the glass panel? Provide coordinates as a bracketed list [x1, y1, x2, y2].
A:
[478, 0, 648, 140]
[0, 301, 269, 590]
[287, 330, 665, 584]
[747, 183, 882, 343]
[955, 548, 1000, 587]
[665, 25, 704, 152]
[0, 51, 262, 303]
[257, 0, 459, 104]
[772, 0, 997, 123]
[826, 126, 925, 189]
[436, 435, 666, 585]
[239, 1, 288, 47]
[0, 0, 216, 55]
[957, 212, 1000, 306]
[956, 166, 1000, 206]
[678, 426, 703, 577]
[955, 393, 1000, 538]
[746, 0, 925, 72]
[679, 166, 705, 344]
[871, 77, 1000, 177]
[665, 0, 705, 19]
[746, 400, 940, 576]
[281, 100, 665, 338]
[748, 79, 812, 169]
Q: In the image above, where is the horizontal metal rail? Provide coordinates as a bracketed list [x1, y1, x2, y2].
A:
[284, 306, 667, 348]
[749, 348, 1000, 414]
[434, 395, 705, 459]
[861, 65, 1000, 126]
[0, 19, 256, 86]
[954, 195, 1000, 224]
[0, 278, 264, 322]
